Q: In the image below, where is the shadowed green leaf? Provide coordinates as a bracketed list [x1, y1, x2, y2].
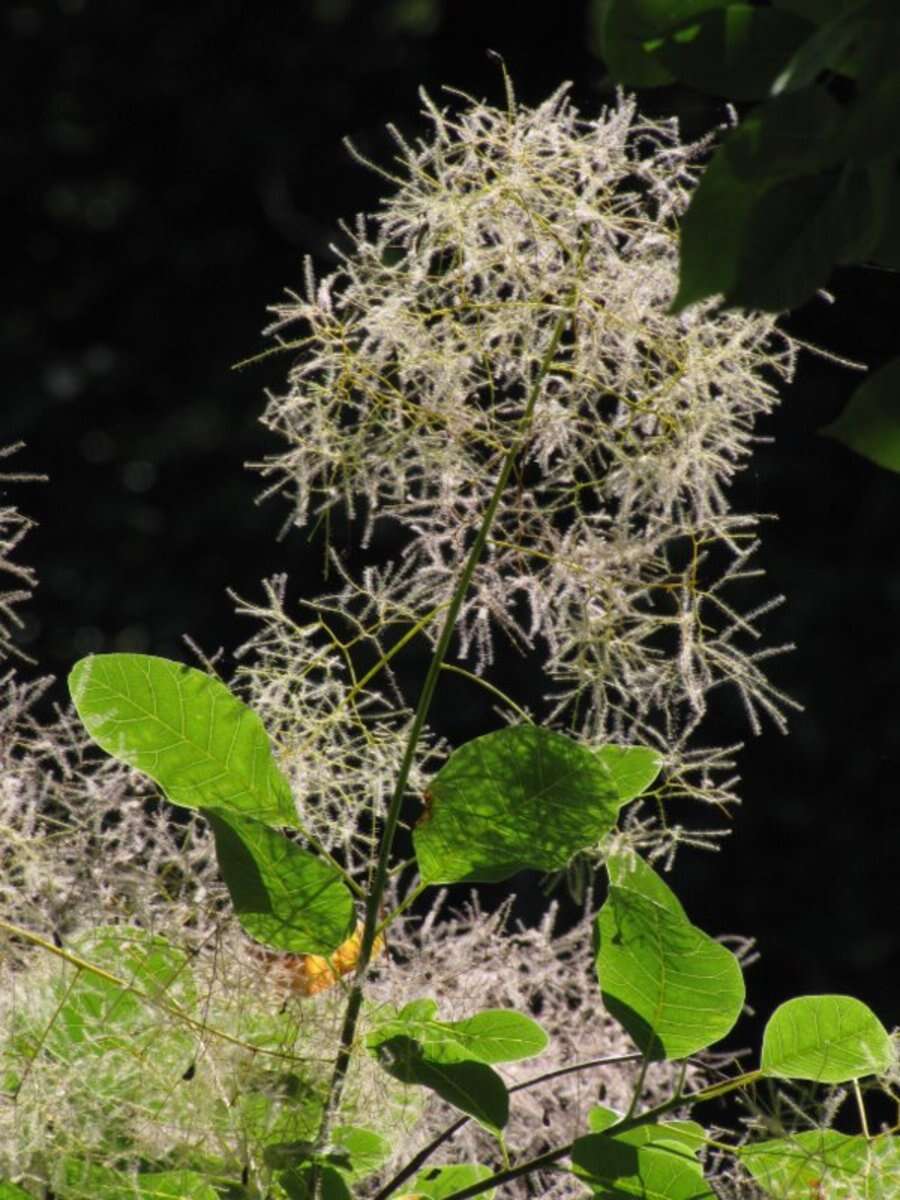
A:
[822, 355, 900, 472]
[371, 1034, 508, 1133]
[772, 5, 869, 91]
[279, 1163, 351, 1200]
[772, 0, 859, 25]
[760, 994, 894, 1082]
[595, 856, 745, 1060]
[68, 653, 298, 828]
[870, 165, 900, 267]
[203, 807, 355, 954]
[673, 90, 852, 311]
[414, 726, 649, 885]
[591, 0, 722, 87]
[645, 5, 812, 100]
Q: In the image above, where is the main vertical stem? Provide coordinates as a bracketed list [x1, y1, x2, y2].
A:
[313, 310, 569, 1156]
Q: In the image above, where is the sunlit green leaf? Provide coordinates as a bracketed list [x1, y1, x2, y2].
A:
[595, 856, 745, 1060]
[330, 1126, 393, 1178]
[822, 355, 900, 473]
[133, 1172, 220, 1200]
[607, 853, 686, 918]
[398, 998, 440, 1023]
[588, 1105, 707, 1161]
[760, 994, 894, 1082]
[368, 1004, 547, 1065]
[739, 1129, 900, 1199]
[0, 1183, 33, 1199]
[571, 1130, 717, 1198]
[431, 1009, 548, 1064]
[403, 1163, 495, 1200]
[414, 726, 646, 885]
[597, 744, 662, 802]
[54, 1161, 219, 1200]
[203, 807, 355, 954]
[69, 653, 298, 828]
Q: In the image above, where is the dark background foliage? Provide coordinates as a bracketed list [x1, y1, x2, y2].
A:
[5, 0, 898, 1047]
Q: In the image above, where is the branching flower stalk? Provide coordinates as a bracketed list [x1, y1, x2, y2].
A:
[317, 307, 571, 1152]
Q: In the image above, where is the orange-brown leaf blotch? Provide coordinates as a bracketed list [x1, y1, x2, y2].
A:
[265, 921, 386, 997]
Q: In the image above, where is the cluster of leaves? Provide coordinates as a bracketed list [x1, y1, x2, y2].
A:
[594, 0, 900, 471]
[1, 652, 894, 1197]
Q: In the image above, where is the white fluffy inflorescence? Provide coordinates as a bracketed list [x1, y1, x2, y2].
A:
[252, 81, 798, 864]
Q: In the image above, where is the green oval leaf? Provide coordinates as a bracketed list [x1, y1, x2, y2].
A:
[68, 653, 298, 828]
[279, 1163, 351, 1200]
[404, 1164, 495, 1200]
[672, 90, 848, 312]
[371, 1035, 508, 1134]
[646, 5, 813, 101]
[571, 1132, 717, 1199]
[367, 1003, 548, 1065]
[591, 0, 720, 87]
[739, 1129, 900, 1199]
[760, 994, 894, 1082]
[772, 3, 876, 92]
[414, 726, 646, 885]
[821, 355, 900, 473]
[595, 856, 745, 1060]
[330, 1126, 393, 1178]
[54, 1162, 219, 1200]
[398, 998, 440, 1023]
[588, 1106, 707, 1160]
[435, 1010, 549, 1064]
[597, 744, 662, 802]
[203, 807, 355, 955]
[772, 1, 859, 27]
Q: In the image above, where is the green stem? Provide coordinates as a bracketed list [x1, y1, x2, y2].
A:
[374, 1051, 643, 1200]
[439, 662, 534, 723]
[379, 879, 429, 933]
[312, 309, 570, 1156]
[433, 1069, 765, 1200]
